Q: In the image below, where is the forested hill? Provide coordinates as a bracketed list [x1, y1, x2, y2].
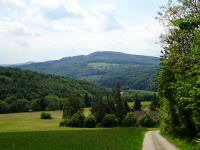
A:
[0, 67, 106, 101]
[16, 51, 160, 91]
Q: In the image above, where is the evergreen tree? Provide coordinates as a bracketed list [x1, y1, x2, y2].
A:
[112, 83, 129, 122]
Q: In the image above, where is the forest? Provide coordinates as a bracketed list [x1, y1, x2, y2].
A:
[0, 67, 106, 113]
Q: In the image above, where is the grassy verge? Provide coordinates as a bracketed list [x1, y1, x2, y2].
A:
[0, 128, 146, 150]
[161, 132, 200, 150]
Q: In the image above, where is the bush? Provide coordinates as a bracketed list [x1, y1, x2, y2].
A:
[102, 114, 119, 127]
[40, 112, 52, 119]
[84, 115, 97, 128]
[122, 112, 137, 127]
[66, 111, 85, 127]
[138, 113, 156, 127]
[59, 119, 68, 126]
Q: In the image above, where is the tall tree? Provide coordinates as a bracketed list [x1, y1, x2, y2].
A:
[158, 0, 200, 138]
[112, 83, 129, 122]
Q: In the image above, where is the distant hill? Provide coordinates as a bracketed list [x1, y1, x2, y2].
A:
[16, 51, 160, 91]
[0, 67, 105, 101]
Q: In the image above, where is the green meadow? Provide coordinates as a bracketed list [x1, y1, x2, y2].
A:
[0, 110, 146, 150]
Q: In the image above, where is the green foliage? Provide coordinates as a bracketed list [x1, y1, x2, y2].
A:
[102, 114, 119, 127]
[158, 0, 200, 138]
[31, 99, 41, 111]
[138, 114, 157, 127]
[17, 51, 159, 91]
[63, 96, 82, 118]
[40, 112, 52, 119]
[112, 83, 130, 121]
[150, 98, 160, 111]
[44, 95, 60, 111]
[92, 96, 114, 122]
[0, 100, 9, 113]
[66, 111, 85, 127]
[122, 112, 137, 127]
[84, 115, 97, 128]
[122, 90, 158, 102]
[0, 67, 105, 113]
[133, 99, 142, 111]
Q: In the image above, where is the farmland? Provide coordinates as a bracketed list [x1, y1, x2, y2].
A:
[0, 110, 146, 150]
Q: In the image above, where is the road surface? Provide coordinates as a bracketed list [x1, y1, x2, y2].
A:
[142, 131, 179, 150]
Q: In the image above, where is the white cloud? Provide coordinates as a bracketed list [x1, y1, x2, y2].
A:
[0, 0, 162, 64]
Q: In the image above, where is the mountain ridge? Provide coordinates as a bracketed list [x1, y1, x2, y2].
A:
[15, 51, 160, 91]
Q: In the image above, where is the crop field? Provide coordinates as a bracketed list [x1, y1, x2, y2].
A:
[0, 128, 146, 150]
[0, 110, 146, 150]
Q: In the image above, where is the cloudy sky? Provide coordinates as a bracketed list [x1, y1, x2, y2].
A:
[0, 0, 168, 64]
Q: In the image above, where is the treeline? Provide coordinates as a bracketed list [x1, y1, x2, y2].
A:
[61, 84, 158, 128]
[122, 90, 159, 102]
[0, 67, 107, 113]
[158, 0, 200, 138]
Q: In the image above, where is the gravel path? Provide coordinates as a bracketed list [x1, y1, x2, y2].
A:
[142, 131, 179, 150]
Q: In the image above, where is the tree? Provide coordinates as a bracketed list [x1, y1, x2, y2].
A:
[112, 83, 129, 122]
[91, 95, 114, 122]
[63, 96, 82, 118]
[84, 93, 91, 107]
[158, 0, 200, 138]
[133, 99, 142, 111]
[44, 95, 60, 110]
[31, 99, 41, 111]
[0, 100, 9, 113]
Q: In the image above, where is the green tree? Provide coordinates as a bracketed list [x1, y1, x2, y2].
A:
[44, 95, 60, 110]
[31, 99, 41, 111]
[0, 100, 9, 113]
[63, 96, 82, 118]
[158, 0, 200, 138]
[133, 99, 142, 111]
[112, 83, 129, 122]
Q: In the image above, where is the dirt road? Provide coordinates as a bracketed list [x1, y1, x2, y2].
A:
[142, 131, 179, 150]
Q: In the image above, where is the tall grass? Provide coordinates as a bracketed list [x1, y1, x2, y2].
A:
[0, 128, 146, 150]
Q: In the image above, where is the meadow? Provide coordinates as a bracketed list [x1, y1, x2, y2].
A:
[128, 101, 151, 111]
[0, 110, 146, 150]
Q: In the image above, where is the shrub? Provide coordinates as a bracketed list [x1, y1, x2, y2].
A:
[122, 112, 137, 127]
[84, 115, 97, 128]
[66, 111, 85, 127]
[102, 114, 119, 127]
[138, 113, 156, 127]
[40, 112, 52, 119]
[59, 120, 67, 126]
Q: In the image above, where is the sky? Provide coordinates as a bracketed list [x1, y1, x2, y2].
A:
[0, 0, 168, 64]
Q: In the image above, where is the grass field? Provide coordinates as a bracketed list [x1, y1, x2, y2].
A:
[0, 128, 146, 150]
[128, 101, 151, 110]
[0, 110, 146, 150]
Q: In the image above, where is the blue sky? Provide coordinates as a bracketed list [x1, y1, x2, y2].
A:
[0, 0, 168, 64]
